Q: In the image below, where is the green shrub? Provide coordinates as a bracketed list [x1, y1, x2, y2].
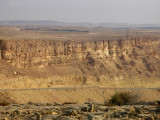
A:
[109, 92, 132, 106]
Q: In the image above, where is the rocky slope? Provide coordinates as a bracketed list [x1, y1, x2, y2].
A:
[0, 37, 160, 88]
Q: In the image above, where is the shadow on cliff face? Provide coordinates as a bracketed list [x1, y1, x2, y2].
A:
[86, 52, 95, 66]
[143, 57, 156, 73]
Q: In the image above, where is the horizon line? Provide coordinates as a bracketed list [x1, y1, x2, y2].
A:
[0, 20, 160, 25]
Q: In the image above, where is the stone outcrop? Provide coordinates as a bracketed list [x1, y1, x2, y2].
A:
[0, 102, 160, 120]
[0, 37, 159, 68]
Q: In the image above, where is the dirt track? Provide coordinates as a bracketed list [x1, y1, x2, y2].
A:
[0, 86, 160, 91]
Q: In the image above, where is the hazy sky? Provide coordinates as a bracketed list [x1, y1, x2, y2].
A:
[0, 0, 160, 24]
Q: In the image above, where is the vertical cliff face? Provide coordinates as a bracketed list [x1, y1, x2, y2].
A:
[0, 38, 159, 69]
[0, 38, 160, 88]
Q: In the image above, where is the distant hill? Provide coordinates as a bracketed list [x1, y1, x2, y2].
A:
[0, 20, 160, 28]
[0, 20, 66, 26]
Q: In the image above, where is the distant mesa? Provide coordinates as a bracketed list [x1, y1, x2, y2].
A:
[0, 20, 160, 28]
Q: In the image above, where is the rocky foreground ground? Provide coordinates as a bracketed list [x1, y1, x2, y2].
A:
[0, 102, 160, 120]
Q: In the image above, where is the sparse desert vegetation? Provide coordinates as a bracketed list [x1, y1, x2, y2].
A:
[1, 0, 160, 119]
[109, 92, 132, 106]
[0, 25, 160, 119]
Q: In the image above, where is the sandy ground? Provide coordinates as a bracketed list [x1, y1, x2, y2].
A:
[0, 88, 159, 104]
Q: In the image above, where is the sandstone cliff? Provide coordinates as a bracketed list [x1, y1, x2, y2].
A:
[0, 38, 160, 88]
[0, 37, 159, 68]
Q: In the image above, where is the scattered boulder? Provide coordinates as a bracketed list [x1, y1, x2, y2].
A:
[88, 114, 104, 120]
[88, 104, 95, 112]
[156, 101, 160, 105]
[157, 106, 160, 112]
[64, 109, 78, 116]
[81, 106, 88, 112]
[0, 102, 159, 120]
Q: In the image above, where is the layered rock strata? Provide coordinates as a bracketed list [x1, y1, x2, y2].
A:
[0, 38, 159, 68]
[0, 38, 160, 88]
